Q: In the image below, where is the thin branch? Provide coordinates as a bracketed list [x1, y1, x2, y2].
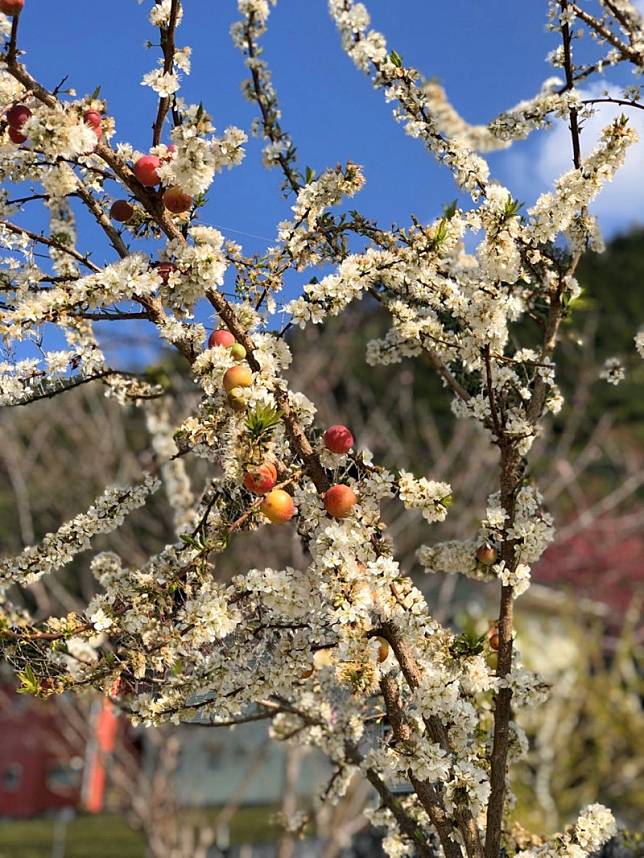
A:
[4, 370, 159, 408]
[152, 0, 181, 146]
[243, 11, 301, 195]
[7, 13, 19, 64]
[569, 3, 644, 66]
[582, 96, 644, 111]
[0, 219, 100, 272]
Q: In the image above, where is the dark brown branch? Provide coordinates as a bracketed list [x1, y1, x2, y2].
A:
[582, 96, 644, 111]
[0, 219, 100, 272]
[378, 621, 484, 858]
[244, 11, 301, 195]
[483, 345, 502, 439]
[379, 675, 463, 858]
[72, 311, 150, 321]
[7, 13, 19, 64]
[151, 0, 181, 146]
[5, 370, 157, 408]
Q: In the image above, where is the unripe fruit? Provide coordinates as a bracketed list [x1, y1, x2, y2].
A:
[243, 463, 277, 495]
[324, 484, 357, 519]
[223, 365, 252, 393]
[163, 185, 193, 214]
[230, 343, 246, 361]
[8, 126, 26, 144]
[476, 543, 498, 566]
[260, 489, 295, 524]
[6, 104, 31, 129]
[374, 636, 390, 663]
[227, 388, 247, 412]
[110, 200, 134, 223]
[83, 110, 102, 129]
[133, 154, 161, 187]
[323, 424, 354, 454]
[0, 0, 24, 15]
[208, 329, 235, 349]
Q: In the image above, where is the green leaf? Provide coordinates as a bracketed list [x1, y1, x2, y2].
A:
[502, 196, 523, 221]
[443, 200, 458, 220]
[389, 50, 403, 68]
[450, 631, 486, 657]
[179, 533, 205, 551]
[17, 665, 40, 696]
[245, 405, 282, 442]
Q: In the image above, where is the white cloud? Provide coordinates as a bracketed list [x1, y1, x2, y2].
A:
[500, 83, 644, 233]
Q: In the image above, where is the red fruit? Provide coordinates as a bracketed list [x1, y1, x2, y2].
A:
[323, 424, 354, 454]
[0, 0, 24, 15]
[83, 110, 102, 129]
[208, 329, 235, 349]
[476, 544, 498, 566]
[163, 186, 193, 214]
[324, 484, 357, 519]
[260, 489, 295, 524]
[8, 126, 26, 144]
[155, 261, 176, 285]
[110, 200, 134, 223]
[223, 365, 252, 393]
[243, 463, 278, 494]
[133, 154, 161, 187]
[6, 104, 31, 129]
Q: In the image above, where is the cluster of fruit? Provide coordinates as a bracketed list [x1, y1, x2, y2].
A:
[110, 148, 192, 223]
[3, 102, 103, 145]
[209, 329, 359, 526]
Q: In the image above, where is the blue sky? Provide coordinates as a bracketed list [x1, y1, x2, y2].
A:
[9, 1, 644, 361]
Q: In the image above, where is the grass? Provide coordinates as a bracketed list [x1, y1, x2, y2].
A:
[0, 814, 144, 858]
[0, 807, 279, 857]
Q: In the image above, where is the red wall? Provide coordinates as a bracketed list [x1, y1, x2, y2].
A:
[0, 692, 81, 818]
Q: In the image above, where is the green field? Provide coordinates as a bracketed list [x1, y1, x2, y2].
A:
[0, 807, 279, 858]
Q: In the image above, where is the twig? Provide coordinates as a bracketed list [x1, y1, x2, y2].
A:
[0, 219, 100, 272]
[152, 0, 181, 146]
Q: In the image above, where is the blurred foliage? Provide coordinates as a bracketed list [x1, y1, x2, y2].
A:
[512, 599, 643, 832]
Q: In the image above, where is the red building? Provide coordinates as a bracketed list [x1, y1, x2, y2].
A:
[534, 514, 644, 617]
[0, 689, 83, 818]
